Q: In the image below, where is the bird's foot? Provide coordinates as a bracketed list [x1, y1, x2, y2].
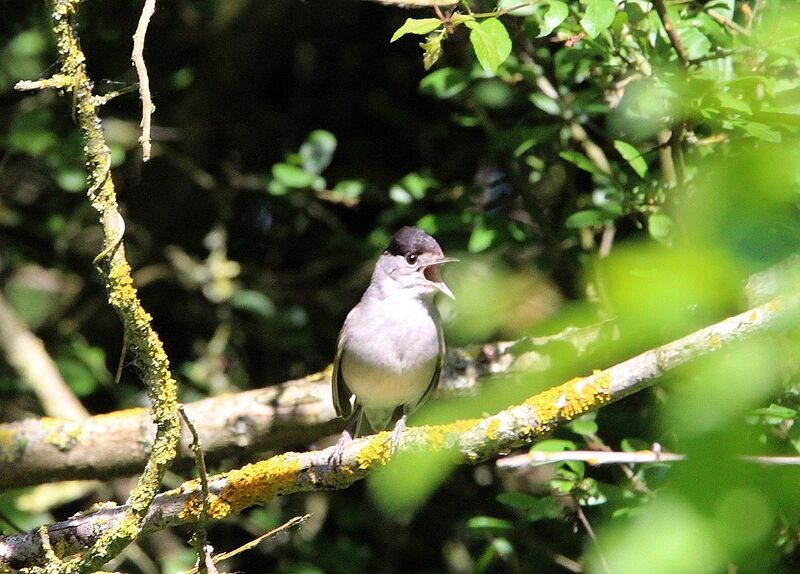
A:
[385, 415, 407, 456]
[327, 430, 353, 467]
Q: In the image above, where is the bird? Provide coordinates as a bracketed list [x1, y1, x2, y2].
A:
[330, 226, 456, 459]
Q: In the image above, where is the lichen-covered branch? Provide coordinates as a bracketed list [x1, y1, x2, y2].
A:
[0, 297, 787, 568]
[0, 338, 524, 488]
[13, 0, 181, 571]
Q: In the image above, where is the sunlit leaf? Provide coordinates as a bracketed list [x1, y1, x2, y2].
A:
[539, 1, 569, 37]
[391, 18, 442, 43]
[466, 18, 512, 74]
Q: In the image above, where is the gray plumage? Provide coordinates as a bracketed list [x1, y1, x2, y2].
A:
[332, 227, 455, 437]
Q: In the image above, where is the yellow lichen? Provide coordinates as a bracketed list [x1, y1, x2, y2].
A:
[355, 432, 393, 469]
[709, 333, 720, 349]
[44, 422, 82, 451]
[485, 418, 500, 441]
[209, 453, 302, 517]
[0, 428, 22, 462]
[523, 371, 611, 434]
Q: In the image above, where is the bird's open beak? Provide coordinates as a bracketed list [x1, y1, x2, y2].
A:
[422, 257, 458, 299]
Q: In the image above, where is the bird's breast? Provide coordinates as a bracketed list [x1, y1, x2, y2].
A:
[340, 299, 441, 408]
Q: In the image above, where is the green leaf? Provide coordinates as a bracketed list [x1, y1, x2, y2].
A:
[559, 150, 606, 177]
[498, 0, 537, 16]
[648, 213, 674, 243]
[272, 163, 316, 189]
[420, 30, 446, 70]
[569, 417, 598, 436]
[230, 290, 275, 318]
[530, 92, 561, 115]
[299, 130, 337, 175]
[679, 27, 712, 60]
[580, 0, 616, 39]
[526, 497, 567, 522]
[538, 1, 569, 37]
[467, 516, 514, 532]
[468, 225, 496, 253]
[420, 68, 470, 99]
[565, 209, 605, 229]
[751, 404, 797, 420]
[613, 140, 648, 178]
[531, 439, 576, 452]
[739, 121, 782, 143]
[497, 491, 539, 510]
[391, 18, 442, 42]
[715, 92, 752, 115]
[466, 18, 512, 74]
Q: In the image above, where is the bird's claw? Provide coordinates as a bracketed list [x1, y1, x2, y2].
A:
[385, 415, 407, 456]
[327, 430, 353, 467]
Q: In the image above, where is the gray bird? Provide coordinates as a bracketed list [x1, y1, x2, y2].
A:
[331, 226, 456, 454]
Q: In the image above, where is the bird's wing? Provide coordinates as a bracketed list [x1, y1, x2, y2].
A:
[332, 313, 356, 420]
[412, 318, 445, 413]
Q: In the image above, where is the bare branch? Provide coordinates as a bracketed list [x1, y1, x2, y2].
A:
[0, 292, 87, 420]
[132, 0, 157, 161]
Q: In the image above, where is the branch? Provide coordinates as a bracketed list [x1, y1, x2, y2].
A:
[0, 291, 87, 421]
[132, 0, 156, 161]
[0, 339, 522, 489]
[496, 449, 800, 468]
[0, 296, 789, 568]
[652, 0, 690, 67]
[14, 0, 180, 570]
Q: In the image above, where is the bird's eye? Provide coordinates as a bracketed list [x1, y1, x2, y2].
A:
[405, 253, 418, 265]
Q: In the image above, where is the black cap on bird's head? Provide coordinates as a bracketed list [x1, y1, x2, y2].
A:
[379, 226, 457, 300]
[386, 226, 444, 259]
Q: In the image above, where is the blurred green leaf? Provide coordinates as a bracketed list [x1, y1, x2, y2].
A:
[466, 18, 512, 74]
[272, 163, 317, 189]
[679, 27, 712, 60]
[539, 1, 569, 37]
[560, 150, 607, 177]
[467, 516, 514, 532]
[565, 209, 605, 229]
[580, 0, 616, 39]
[648, 213, 674, 243]
[230, 290, 275, 318]
[299, 130, 337, 175]
[532, 439, 576, 452]
[419, 67, 470, 99]
[751, 404, 797, 420]
[613, 139, 648, 178]
[530, 92, 561, 115]
[497, 491, 539, 510]
[468, 225, 496, 253]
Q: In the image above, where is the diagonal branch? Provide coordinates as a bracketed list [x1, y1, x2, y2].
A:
[0, 296, 789, 568]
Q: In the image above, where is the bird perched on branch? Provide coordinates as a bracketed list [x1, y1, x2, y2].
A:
[331, 226, 456, 458]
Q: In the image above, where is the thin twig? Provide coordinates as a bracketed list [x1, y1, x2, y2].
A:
[575, 504, 610, 574]
[496, 449, 800, 468]
[132, 0, 157, 161]
[179, 405, 212, 574]
[652, 0, 690, 67]
[182, 515, 311, 574]
[708, 10, 751, 37]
